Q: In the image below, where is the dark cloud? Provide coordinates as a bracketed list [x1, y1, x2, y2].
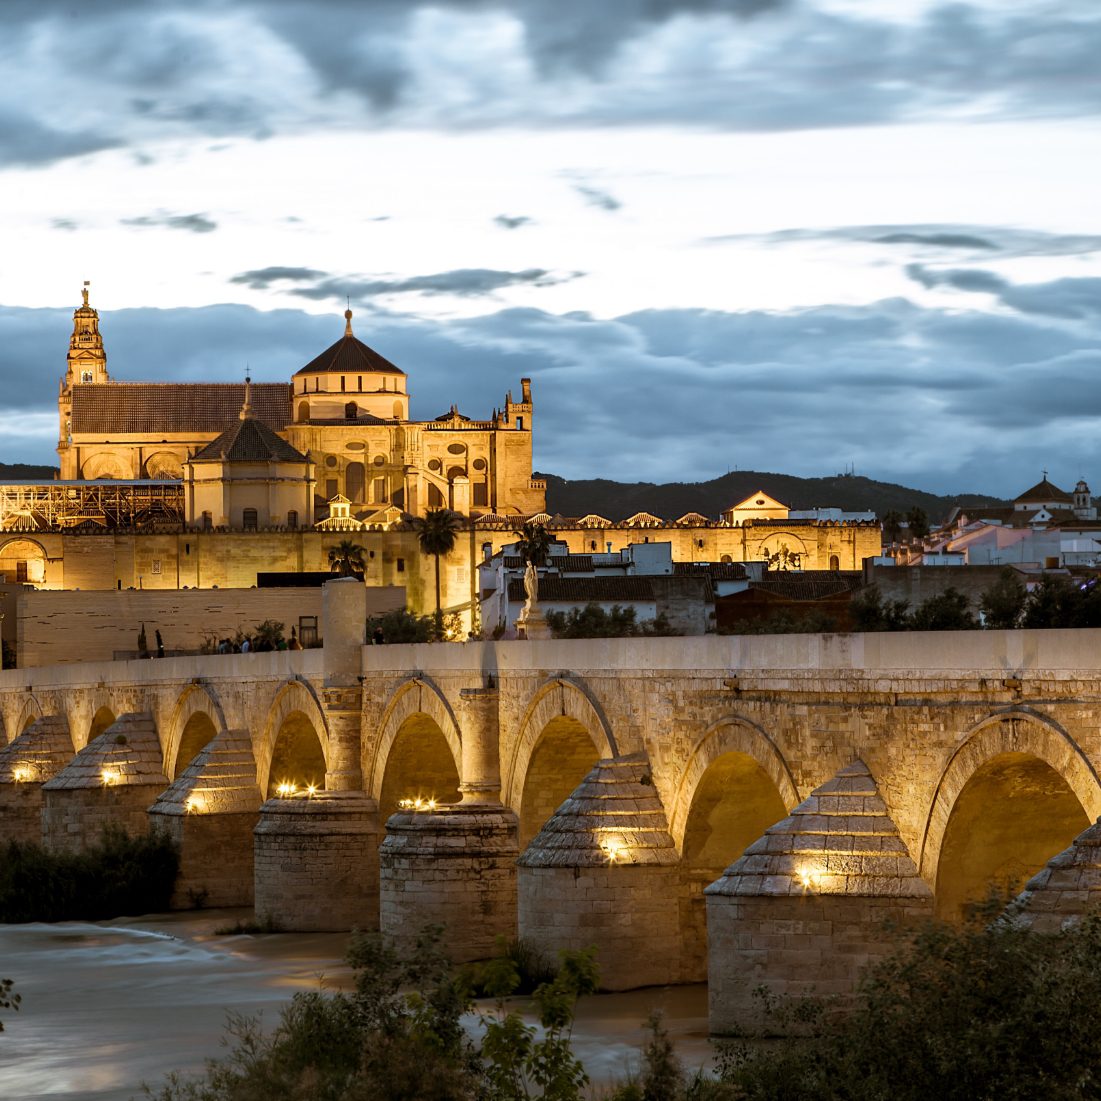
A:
[0, 109, 120, 167]
[51, 218, 79, 232]
[907, 264, 1101, 320]
[706, 224, 1101, 260]
[494, 215, 534, 230]
[573, 185, 622, 212]
[121, 211, 218, 233]
[3, 281, 1101, 496]
[230, 266, 583, 301]
[5, 0, 1099, 157]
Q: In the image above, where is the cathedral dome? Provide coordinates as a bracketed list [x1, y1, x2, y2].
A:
[294, 309, 405, 378]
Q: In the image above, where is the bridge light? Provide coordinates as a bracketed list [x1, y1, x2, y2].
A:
[397, 795, 437, 812]
[11, 765, 34, 783]
[306, 783, 318, 798]
[185, 794, 206, 814]
[796, 865, 824, 892]
[600, 837, 627, 864]
[101, 768, 120, 786]
[275, 781, 297, 797]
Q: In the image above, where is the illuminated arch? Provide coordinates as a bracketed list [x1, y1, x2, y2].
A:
[369, 677, 462, 801]
[668, 715, 800, 854]
[920, 709, 1101, 887]
[81, 453, 130, 480]
[0, 538, 48, 584]
[163, 683, 227, 779]
[10, 694, 45, 745]
[258, 679, 330, 794]
[505, 676, 617, 814]
[144, 452, 183, 479]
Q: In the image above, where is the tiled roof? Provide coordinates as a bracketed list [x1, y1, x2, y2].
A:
[507, 576, 656, 602]
[749, 578, 858, 600]
[295, 332, 405, 378]
[71, 383, 290, 434]
[674, 562, 747, 580]
[190, 416, 308, 464]
[1015, 477, 1072, 504]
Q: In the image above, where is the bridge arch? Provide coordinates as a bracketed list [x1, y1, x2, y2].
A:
[371, 678, 462, 821]
[9, 694, 46, 745]
[507, 677, 617, 846]
[259, 679, 330, 797]
[669, 715, 800, 855]
[921, 710, 1101, 920]
[164, 684, 227, 780]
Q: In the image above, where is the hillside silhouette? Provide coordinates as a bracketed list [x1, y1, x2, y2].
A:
[541, 471, 1004, 524]
[0, 463, 58, 481]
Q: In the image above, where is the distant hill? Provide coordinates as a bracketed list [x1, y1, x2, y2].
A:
[0, 463, 58, 481]
[540, 471, 1005, 524]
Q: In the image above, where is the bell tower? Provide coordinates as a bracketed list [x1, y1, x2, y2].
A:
[65, 281, 109, 385]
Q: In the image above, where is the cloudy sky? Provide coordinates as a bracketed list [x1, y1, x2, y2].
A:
[1, 0, 1099, 497]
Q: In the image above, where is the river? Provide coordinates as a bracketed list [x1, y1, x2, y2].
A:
[0, 911, 714, 1101]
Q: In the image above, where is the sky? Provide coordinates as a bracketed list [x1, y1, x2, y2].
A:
[0, 0, 1099, 498]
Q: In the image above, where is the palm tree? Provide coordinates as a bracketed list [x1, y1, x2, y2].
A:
[413, 509, 463, 637]
[328, 539, 367, 578]
[515, 519, 551, 566]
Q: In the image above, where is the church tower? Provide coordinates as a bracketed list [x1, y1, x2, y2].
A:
[59, 282, 110, 477]
[65, 281, 109, 386]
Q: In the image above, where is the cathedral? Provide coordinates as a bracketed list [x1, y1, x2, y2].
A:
[57, 285, 546, 526]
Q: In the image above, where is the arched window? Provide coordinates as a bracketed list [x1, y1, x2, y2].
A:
[297, 401, 309, 423]
[829, 554, 840, 571]
[345, 401, 358, 420]
[345, 462, 365, 502]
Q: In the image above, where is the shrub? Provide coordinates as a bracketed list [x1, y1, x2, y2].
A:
[0, 826, 178, 923]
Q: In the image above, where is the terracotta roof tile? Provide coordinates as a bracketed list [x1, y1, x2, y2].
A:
[190, 417, 307, 464]
[71, 383, 290, 434]
[295, 333, 405, 378]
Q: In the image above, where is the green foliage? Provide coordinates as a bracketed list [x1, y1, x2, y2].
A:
[461, 936, 557, 997]
[849, 586, 911, 632]
[905, 505, 930, 539]
[1019, 575, 1101, 629]
[0, 826, 178, 922]
[880, 510, 903, 545]
[0, 977, 19, 1032]
[366, 608, 437, 644]
[547, 604, 680, 639]
[1, 640, 15, 669]
[252, 620, 285, 648]
[721, 914, 1101, 1100]
[515, 520, 553, 566]
[906, 587, 978, 631]
[413, 509, 464, 632]
[327, 539, 367, 578]
[148, 928, 598, 1101]
[979, 567, 1027, 629]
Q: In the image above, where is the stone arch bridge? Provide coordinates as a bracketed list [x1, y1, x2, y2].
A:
[3, 580, 1101, 1017]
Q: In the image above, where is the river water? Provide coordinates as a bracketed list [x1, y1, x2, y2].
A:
[0, 911, 713, 1101]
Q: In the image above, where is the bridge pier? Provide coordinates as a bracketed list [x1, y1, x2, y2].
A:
[0, 715, 74, 844]
[380, 804, 519, 962]
[1009, 816, 1101, 932]
[518, 754, 682, 990]
[706, 760, 933, 1034]
[148, 730, 262, 909]
[253, 790, 379, 931]
[41, 713, 167, 852]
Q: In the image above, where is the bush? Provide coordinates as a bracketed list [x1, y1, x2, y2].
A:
[0, 826, 178, 922]
[367, 608, 438, 644]
[547, 604, 681, 639]
[721, 913, 1101, 1100]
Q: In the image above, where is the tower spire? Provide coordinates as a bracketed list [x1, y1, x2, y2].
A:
[344, 301, 354, 337]
[239, 373, 253, 420]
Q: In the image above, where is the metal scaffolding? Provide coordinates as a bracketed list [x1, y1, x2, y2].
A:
[0, 481, 185, 532]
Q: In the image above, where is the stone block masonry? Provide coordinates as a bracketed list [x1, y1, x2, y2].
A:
[380, 805, 519, 962]
[0, 714, 74, 843]
[254, 791, 379, 931]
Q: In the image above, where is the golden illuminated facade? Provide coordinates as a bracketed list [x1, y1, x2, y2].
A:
[57, 289, 546, 521]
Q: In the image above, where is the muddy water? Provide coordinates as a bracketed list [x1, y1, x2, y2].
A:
[0, 912, 713, 1101]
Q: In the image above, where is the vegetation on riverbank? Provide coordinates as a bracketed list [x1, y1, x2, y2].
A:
[0, 826, 178, 923]
[143, 912, 1101, 1100]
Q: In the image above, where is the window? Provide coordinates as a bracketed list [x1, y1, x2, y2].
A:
[346, 461, 365, 501]
[81, 370, 93, 383]
[358, 376, 363, 392]
[299, 616, 319, 647]
[345, 401, 358, 420]
[202, 511, 213, 531]
[297, 401, 309, 423]
[396, 557, 405, 573]
[341, 376, 346, 392]
[372, 476, 388, 502]
[516, 416, 524, 430]
[829, 554, 840, 571]
[16, 562, 27, 582]
[287, 510, 298, 529]
[243, 508, 258, 531]
[472, 482, 488, 507]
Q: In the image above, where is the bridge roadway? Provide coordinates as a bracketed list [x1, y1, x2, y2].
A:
[2, 580, 1100, 1022]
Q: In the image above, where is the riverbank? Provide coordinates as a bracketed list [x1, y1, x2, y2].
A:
[0, 910, 712, 1101]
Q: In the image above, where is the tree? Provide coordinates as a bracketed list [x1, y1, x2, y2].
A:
[515, 520, 552, 566]
[413, 509, 463, 637]
[881, 510, 903, 545]
[0, 978, 18, 1032]
[366, 609, 436, 644]
[252, 619, 285, 650]
[327, 539, 367, 578]
[849, 586, 910, 632]
[905, 506, 930, 540]
[980, 568, 1027, 629]
[908, 587, 978, 631]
